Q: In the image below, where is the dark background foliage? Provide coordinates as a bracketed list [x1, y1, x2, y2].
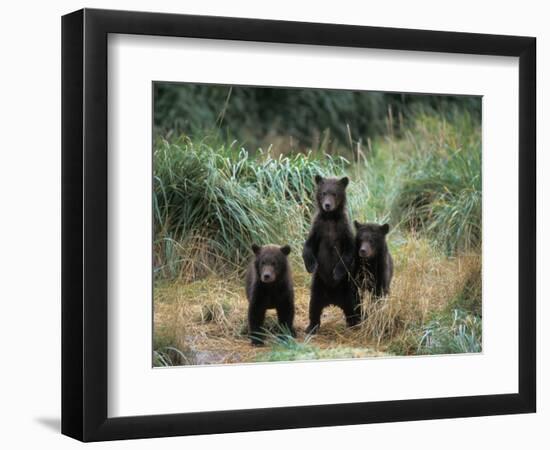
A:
[154, 83, 481, 152]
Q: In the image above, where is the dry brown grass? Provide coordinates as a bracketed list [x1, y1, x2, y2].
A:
[154, 235, 481, 365]
[155, 234, 243, 282]
[357, 238, 480, 351]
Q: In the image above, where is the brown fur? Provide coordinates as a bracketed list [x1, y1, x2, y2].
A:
[354, 221, 394, 298]
[245, 244, 295, 345]
[302, 176, 360, 333]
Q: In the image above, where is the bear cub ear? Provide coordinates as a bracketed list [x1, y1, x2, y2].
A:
[314, 174, 323, 185]
[339, 176, 349, 187]
[280, 244, 291, 256]
[353, 220, 362, 230]
[381, 223, 390, 234]
[251, 244, 261, 255]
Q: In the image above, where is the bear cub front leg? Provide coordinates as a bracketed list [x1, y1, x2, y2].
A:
[302, 233, 318, 274]
[248, 302, 267, 346]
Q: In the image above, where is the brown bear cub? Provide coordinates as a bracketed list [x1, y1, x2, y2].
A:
[245, 244, 295, 346]
[302, 176, 360, 333]
[353, 221, 394, 298]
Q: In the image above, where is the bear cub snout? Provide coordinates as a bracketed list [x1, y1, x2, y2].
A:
[245, 244, 295, 345]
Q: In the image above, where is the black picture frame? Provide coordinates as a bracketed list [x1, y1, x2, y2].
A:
[61, 8, 536, 442]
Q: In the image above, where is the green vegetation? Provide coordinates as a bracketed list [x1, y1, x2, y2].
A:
[257, 339, 384, 362]
[391, 115, 482, 254]
[152, 85, 482, 365]
[418, 309, 482, 355]
[153, 137, 347, 279]
[154, 83, 481, 153]
[154, 112, 481, 277]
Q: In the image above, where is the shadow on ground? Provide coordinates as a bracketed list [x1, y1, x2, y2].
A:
[35, 417, 60, 433]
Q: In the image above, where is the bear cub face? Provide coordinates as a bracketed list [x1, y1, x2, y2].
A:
[251, 244, 291, 283]
[354, 222, 390, 260]
[315, 175, 349, 213]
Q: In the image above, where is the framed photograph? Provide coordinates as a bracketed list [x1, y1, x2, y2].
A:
[61, 8, 536, 442]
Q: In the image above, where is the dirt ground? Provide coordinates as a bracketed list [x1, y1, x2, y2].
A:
[154, 243, 480, 366]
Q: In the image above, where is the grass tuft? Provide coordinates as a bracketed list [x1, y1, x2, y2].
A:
[154, 136, 348, 280]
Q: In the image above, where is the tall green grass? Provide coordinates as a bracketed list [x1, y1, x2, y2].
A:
[154, 113, 481, 281]
[153, 136, 348, 279]
[391, 115, 482, 253]
[418, 309, 482, 355]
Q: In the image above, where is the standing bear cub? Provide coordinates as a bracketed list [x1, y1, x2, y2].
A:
[354, 221, 394, 298]
[302, 175, 360, 333]
[246, 244, 295, 345]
